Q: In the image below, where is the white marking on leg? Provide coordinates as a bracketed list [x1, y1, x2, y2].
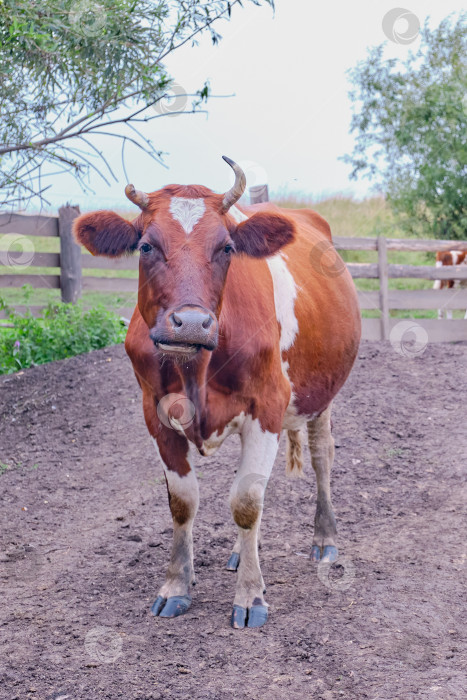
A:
[151, 437, 198, 510]
[229, 417, 279, 609]
[169, 197, 205, 235]
[151, 437, 199, 598]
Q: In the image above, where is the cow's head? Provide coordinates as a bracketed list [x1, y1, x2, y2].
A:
[74, 157, 295, 359]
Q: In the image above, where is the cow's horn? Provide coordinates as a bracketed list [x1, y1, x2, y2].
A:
[221, 156, 246, 212]
[125, 184, 149, 209]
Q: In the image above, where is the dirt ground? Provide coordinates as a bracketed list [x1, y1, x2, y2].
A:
[0, 340, 466, 700]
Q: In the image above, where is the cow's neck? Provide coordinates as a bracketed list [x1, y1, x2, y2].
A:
[173, 350, 210, 448]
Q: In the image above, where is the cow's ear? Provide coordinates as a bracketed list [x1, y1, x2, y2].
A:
[231, 212, 295, 258]
[73, 211, 140, 257]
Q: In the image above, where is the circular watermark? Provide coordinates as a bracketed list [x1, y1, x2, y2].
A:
[69, 1, 107, 37]
[157, 393, 196, 432]
[231, 472, 268, 508]
[84, 626, 122, 664]
[6, 544, 46, 582]
[389, 320, 428, 357]
[382, 8, 420, 45]
[317, 555, 355, 592]
[387, 631, 434, 670]
[237, 160, 268, 189]
[0, 234, 35, 268]
[152, 83, 188, 117]
[309, 240, 346, 278]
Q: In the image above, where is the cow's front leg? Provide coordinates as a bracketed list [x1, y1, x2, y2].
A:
[150, 430, 199, 619]
[229, 416, 279, 629]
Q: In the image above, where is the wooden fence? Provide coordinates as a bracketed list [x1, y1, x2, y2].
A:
[1, 200, 467, 341]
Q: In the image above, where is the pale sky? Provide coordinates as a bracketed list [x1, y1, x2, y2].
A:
[43, 0, 465, 211]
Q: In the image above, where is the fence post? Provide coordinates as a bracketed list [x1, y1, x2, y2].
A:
[249, 184, 269, 204]
[378, 236, 390, 340]
[59, 205, 82, 304]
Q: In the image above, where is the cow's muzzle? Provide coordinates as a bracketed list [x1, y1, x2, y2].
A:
[150, 305, 218, 356]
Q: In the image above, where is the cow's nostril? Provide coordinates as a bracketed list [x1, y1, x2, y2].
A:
[171, 312, 183, 328]
[202, 315, 213, 329]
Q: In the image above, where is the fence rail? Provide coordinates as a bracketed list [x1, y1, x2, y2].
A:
[1, 203, 467, 341]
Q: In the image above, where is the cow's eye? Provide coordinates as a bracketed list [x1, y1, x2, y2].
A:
[139, 242, 152, 255]
[224, 243, 234, 254]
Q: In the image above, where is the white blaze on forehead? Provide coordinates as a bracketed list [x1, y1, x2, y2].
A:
[169, 197, 206, 235]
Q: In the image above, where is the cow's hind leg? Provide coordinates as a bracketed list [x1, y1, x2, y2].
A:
[226, 533, 241, 571]
[307, 404, 338, 563]
[229, 416, 279, 629]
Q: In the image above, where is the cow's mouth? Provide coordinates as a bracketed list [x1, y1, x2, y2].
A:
[156, 341, 202, 356]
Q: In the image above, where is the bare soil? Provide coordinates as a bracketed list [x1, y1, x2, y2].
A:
[0, 341, 466, 700]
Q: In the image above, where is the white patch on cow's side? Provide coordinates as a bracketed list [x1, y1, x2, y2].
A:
[228, 203, 305, 434]
[266, 254, 299, 352]
[229, 205, 248, 224]
[169, 197, 205, 235]
[229, 204, 299, 353]
[201, 412, 246, 456]
[450, 251, 460, 265]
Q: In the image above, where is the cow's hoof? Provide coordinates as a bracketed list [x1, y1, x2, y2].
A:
[231, 604, 247, 628]
[151, 595, 191, 618]
[311, 545, 321, 562]
[311, 544, 338, 563]
[247, 604, 268, 628]
[321, 545, 338, 563]
[151, 595, 167, 615]
[231, 603, 268, 629]
[226, 552, 240, 571]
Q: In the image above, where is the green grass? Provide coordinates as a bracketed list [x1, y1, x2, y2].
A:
[0, 300, 126, 374]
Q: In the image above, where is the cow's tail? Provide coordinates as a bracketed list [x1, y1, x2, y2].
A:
[286, 429, 304, 478]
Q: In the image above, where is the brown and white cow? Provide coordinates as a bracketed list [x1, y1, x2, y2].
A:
[433, 250, 467, 319]
[74, 157, 361, 628]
